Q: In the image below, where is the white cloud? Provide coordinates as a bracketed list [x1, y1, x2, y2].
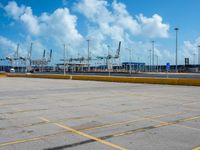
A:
[182, 37, 200, 64]
[112, 1, 141, 35]
[4, 1, 25, 19]
[74, 0, 170, 62]
[75, 0, 169, 38]
[3, 1, 84, 60]
[75, 0, 111, 22]
[39, 8, 83, 42]
[0, 36, 16, 55]
[4, 1, 40, 35]
[2, 0, 171, 63]
[0, 35, 42, 58]
[138, 14, 169, 38]
[20, 7, 40, 35]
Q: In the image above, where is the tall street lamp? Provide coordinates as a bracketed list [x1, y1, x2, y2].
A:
[152, 41, 155, 72]
[174, 28, 179, 72]
[193, 53, 196, 65]
[126, 48, 133, 74]
[63, 44, 66, 75]
[87, 39, 90, 71]
[149, 49, 152, 72]
[198, 45, 200, 67]
[156, 55, 159, 72]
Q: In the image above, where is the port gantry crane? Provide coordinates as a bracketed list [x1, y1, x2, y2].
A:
[96, 41, 121, 60]
[0, 43, 53, 72]
[60, 41, 121, 67]
[0, 44, 27, 72]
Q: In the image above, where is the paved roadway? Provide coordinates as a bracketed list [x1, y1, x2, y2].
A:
[69, 72, 200, 78]
[36, 72, 200, 79]
[0, 77, 200, 150]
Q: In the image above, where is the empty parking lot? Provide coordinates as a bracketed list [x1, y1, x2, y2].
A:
[0, 77, 199, 150]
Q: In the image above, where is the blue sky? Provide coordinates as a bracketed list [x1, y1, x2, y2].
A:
[0, 0, 200, 65]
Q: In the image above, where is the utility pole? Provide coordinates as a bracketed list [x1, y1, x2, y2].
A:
[107, 45, 110, 76]
[149, 49, 152, 72]
[156, 55, 158, 72]
[16, 43, 19, 58]
[87, 39, 90, 71]
[64, 44, 66, 75]
[126, 48, 132, 74]
[152, 41, 155, 72]
[130, 49, 133, 74]
[27, 42, 33, 72]
[174, 28, 179, 72]
[198, 45, 200, 67]
[193, 53, 196, 65]
[16, 43, 19, 73]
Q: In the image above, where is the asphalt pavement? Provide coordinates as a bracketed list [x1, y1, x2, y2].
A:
[0, 77, 199, 150]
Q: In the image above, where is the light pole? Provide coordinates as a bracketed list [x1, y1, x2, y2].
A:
[87, 39, 90, 72]
[174, 28, 179, 72]
[107, 45, 111, 76]
[198, 45, 200, 67]
[63, 44, 66, 75]
[126, 48, 133, 74]
[16, 43, 19, 73]
[156, 55, 158, 72]
[27, 42, 33, 72]
[152, 41, 155, 72]
[149, 49, 152, 72]
[193, 53, 196, 65]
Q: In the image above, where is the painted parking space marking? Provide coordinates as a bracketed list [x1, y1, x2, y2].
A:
[193, 146, 200, 150]
[149, 116, 200, 131]
[0, 112, 195, 148]
[40, 117, 127, 150]
[0, 112, 183, 147]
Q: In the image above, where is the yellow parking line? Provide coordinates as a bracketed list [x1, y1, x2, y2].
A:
[0, 137, 42, 147]
[179, 116, 200, 122]
[40, 117, 127, 150]
[0, 131, 72, 147]
[82, 112, 183, 131]
[193, 146, 200, 150]
[149, 116, 200, 131]
[0, 112, 185, 147]
[39, 117, 50, 123]
[1, 111, 183, 132]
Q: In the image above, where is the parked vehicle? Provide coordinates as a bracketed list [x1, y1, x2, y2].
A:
[10, 68, 15, 73]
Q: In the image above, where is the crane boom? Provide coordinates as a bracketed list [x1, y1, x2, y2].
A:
[115, 41, 121, 58]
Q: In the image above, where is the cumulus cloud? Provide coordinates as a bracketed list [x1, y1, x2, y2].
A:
[0, 35, 45, 58]
[2, 0, 171, 63]
[182, 37, 200, 64]
[4, 1, 40, 35]
[138, 14, 169, 38]
[20, 7, 40, 35]
[4, 1, 25, 19]
[4, 1, 82, 40]
[39, 8, 83, 42]
[3, 1, 84, 60]
[0, 36, 17, 55]
[74, 0, 170, 62]
[75, 0, 169, 38]
[112, 1, 141, 35]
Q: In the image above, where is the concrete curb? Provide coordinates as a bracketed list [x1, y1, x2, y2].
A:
[7, 74, 71, 80]
[0, 73, 6, 78]
[6, 73, 200, 86]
